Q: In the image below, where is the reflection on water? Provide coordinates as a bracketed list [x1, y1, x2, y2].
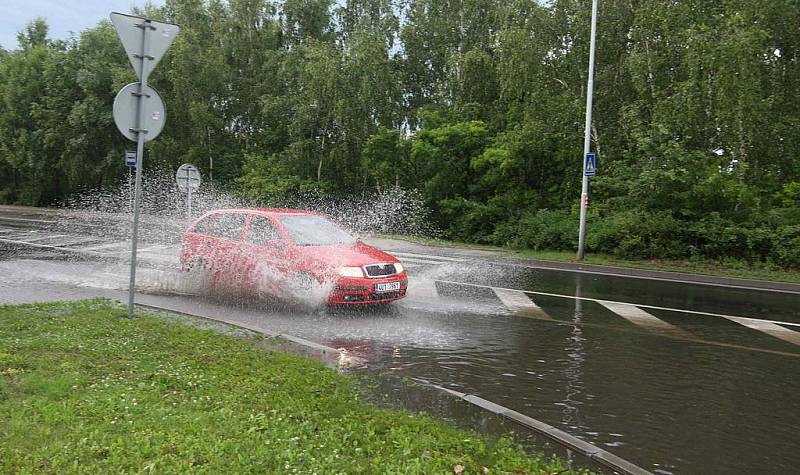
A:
[561, 275, 587, 436]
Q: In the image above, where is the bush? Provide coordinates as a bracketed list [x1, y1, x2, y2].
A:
[437, 198, 508, 243]
[510, 209, 577, 251]
[771, 225, 800, 267]
[587, 210, 685, 259]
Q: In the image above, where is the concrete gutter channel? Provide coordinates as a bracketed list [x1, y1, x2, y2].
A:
[135, 302, 652, 475]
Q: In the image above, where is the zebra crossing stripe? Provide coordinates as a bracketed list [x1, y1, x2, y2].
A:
[398, 257, 448, 265]
[597, 300, 694, 338]
[492, 288, 552, 320]
[723, 316, 800, 347]
[407, 278, 439, 301]
[22, 233, 70, 243]
[392, 252, 467, 262]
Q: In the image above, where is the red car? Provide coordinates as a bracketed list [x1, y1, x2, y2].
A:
[179, 208, 408, 305]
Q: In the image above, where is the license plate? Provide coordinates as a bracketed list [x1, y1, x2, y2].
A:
[374, 281, 400, 292]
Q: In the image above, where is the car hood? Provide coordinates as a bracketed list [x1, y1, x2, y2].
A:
[297, 241, 399, 268]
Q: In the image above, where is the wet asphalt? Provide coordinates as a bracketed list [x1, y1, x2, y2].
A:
[1, 205, 800, 474]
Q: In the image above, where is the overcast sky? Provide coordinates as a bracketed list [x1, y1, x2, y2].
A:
[1, 0, 166, 50]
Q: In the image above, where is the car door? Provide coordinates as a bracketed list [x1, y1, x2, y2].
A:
[205, 212, 246, 288]
[180, 213, 219, 269]
[237, 214, 288, 293]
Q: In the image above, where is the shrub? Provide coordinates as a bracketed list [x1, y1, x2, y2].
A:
[510, 209, 576, 251]
[770, 225, 800, 267]
[588, 210, 685, 259]
[437, 198, 508, 244]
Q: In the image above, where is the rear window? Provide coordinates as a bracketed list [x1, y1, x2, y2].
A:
[278, 215, 356, 246]
[207, 213, 246, 241]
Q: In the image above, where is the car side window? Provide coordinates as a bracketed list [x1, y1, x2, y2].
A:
[191, 215, 217, 235]
[207, 213, 246, 241]
[246, 215, 280, 246]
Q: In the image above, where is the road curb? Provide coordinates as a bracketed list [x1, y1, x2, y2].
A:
[428, 385, 652, 475]
[136, 302, 651, 475]
[496, 256, 800, 294]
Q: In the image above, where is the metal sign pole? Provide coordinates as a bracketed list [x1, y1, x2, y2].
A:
[577, 0, 598, 260]
[127, 20, 154, 318]
[186, 166, 192, 219]
[128, 168, 133, 213]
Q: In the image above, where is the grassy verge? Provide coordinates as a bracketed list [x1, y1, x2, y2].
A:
[0, 300, 581, 474]
[378, 234, 800, 284]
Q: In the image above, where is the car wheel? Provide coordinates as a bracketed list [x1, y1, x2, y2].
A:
[182, 257, 212, 292]
[285, 272, 324, 306]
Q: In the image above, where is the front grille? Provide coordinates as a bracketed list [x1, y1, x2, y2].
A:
[364, 263, 397, 277]
[369, 291, 403, 300]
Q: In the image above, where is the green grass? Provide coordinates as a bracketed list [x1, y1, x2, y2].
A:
[0, 300, 581, 474]
[378, 234, 800, 284]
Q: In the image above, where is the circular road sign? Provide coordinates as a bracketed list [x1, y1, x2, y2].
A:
[176, 163, 201, 193]
[113, 82, 166, 142]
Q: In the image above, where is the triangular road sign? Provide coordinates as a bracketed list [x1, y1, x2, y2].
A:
[110, 12, 180, 82]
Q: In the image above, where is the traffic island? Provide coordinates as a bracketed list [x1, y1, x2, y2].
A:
[0, 299, 588, 474]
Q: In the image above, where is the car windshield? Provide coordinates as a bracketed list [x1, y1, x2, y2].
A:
[278, 215, 357, 246]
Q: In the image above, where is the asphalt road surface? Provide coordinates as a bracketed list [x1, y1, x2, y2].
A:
[1, 205, 799, 474]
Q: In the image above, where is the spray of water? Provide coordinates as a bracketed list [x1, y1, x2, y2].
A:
[56, 167, 438, 308]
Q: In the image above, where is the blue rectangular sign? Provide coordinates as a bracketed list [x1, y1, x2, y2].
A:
[584, 152, 597, 176]
[125, 150, 137, 168]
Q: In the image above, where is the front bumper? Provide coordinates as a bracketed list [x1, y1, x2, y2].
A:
[328, 272, 408, 305]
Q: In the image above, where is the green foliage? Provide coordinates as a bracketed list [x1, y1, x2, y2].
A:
[508, 209, 577, 251]
[0, 300, 580, 474]
[2, 1, 800, 267]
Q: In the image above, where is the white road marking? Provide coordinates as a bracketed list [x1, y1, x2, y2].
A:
[81, 242, 128, 252]
[23, 234, 70, 243]
[597, 300, 694, 337]
[0, 216, 57, 224]
[406, 278, 440, 301]
[392, 251, 468, 262]
[433, 278, 800, 329]
[0, 237, 106, 256]
[724, 316, 800, 346]
[396, 257, 445, 265]
[492, 288, 552, 320]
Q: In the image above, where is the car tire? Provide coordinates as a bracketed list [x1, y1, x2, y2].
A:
[182, 257, 212, 292]
[285, 272, 323, 306]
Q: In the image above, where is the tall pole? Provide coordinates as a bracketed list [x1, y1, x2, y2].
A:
[127, 20, 154, 318]
[577, 0, 598, 260]
[186, 166, 192, 219]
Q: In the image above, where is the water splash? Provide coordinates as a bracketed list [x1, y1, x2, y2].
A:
[55, 167, 436, 308]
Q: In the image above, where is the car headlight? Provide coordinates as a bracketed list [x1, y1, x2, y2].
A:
[394, 263, 404, 273]
[339, 266, 364, 278]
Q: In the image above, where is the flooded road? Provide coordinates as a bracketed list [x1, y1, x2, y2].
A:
[2, 206, 799, 473]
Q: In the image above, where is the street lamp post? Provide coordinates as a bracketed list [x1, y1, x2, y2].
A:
[577, 0, 599, 260]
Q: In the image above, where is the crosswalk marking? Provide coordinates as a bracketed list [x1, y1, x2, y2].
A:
[81, 242, 128, 252]
[392, 251, 467, 262]
[597, 300, 694, 338]
[23, 233, 70, 243]
[406, 278, 439, 301]
[724, 316, 800, 346]
[398, 257, 448, 265]
[492, 288, 552, 320]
